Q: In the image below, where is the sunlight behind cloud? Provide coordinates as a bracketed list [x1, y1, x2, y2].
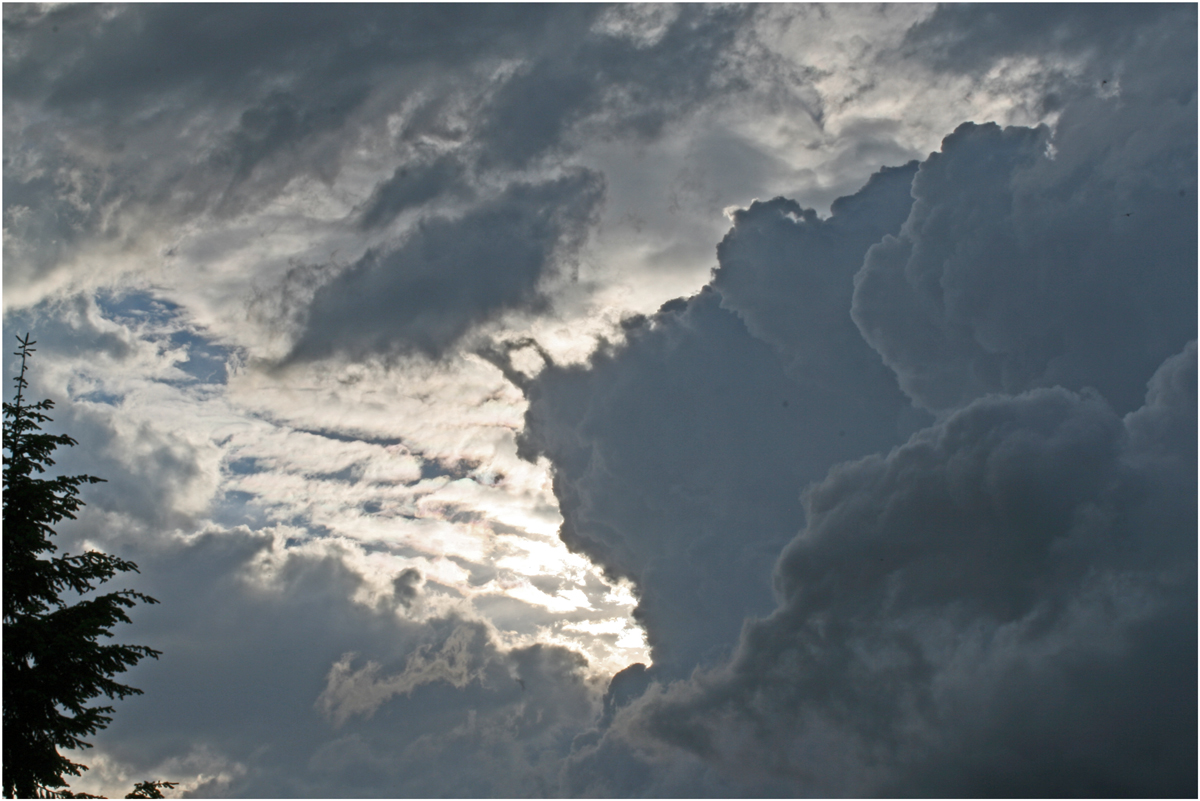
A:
[4, 4, 1190, 796]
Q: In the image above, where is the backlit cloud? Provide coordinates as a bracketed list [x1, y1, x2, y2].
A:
[4, 3, 1193, 797]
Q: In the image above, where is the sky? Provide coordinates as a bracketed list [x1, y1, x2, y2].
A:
[2, 3, 1196, 797]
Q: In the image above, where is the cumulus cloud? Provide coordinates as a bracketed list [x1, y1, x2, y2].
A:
[712, 162, 917, 392]
[518, 159, 931, 678]
[5, 3, 1194, 797]
[853, 21, 1196, 413]
[521, 8, 1196, 795]
[617, 342, 1195, 796]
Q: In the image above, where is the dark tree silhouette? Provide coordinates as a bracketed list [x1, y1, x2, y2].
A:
[3, 335, 162, 799]
[122, 780, 179, 799]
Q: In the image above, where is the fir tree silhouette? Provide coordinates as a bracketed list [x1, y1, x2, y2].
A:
[3, 335, 164, 798]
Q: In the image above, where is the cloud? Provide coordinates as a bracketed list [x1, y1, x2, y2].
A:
[5, 5, 1194, 797]
[608, 342, 1196, 796]
[284, 170, 604, 362]
[712, 162, 918, 391]
[853, 16, 1196, 414]
[1, 4, 755, 320]
[317, 624, 492, 728]
[524, 11, 1196, 792]
[2, 288, 653, 797]
[518, 160, 931, 678]
[902, 3, 1185, 78]
[473, 4, 753, 169]
[392, 566, 423, 608]
[3, 295, 230, 529]
[55, 523, 605, 798]
[357, 155, 469, 232]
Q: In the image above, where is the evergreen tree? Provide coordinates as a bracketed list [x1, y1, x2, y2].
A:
[3, 335, 162, 799]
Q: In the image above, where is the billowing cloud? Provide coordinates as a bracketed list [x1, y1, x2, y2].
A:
[4, 4, 1194, 798]
[613, 342, 1195, 797]
[524, 7, 1196, 795]
[853, 20, 1196, 413]
[517, 161, 932, 678]
[712, 162, 918, 390]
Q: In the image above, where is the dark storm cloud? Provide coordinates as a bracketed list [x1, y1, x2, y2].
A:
[8, 4, 1196, 797]
[854, 2, 1197, 415]
[518, 165, 929, 678]
[526, 8, 1197, 793]
[620, 342, 1196, 797]
[712, 162, 918, 390]
[358, 155, 470, 231]
[853, 117, 1195, 414]
[520, 290, 810, 677]
[286, 170, 604, 362]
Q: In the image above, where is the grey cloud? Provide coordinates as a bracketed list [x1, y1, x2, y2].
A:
[853, 116, 1195, 413]
[3, 297, 218, 530]
[903, 3, 1187, 77]
[623, 343, 1196, 796]
[895, 4, 1196, 134]
[209, 87, 371, 218]
[854, 10, 1197, 414]
[62, 405, 209, 530]
[475, 5, 753, 169]
[307, 622, 600, 797]
[286, 170, 604, 362]
[562, 726, 745, 799]
[713, 162, 918, 394]
[62, 528, 413, 793]
[3, 5, 549, 113]
[386, 642, 597, 797]
[317, 623, 492, 727]
[519, 160, 928, 678]
[64, 524, 601, 798]
[392, 566, 423, 608]
[599, 662, 651, 730]
[358, 154, 469, 231]
[9, 6, 1196, 797]
[3, 295, 135, 373]
[4, 4, 763, 299]
[520, 290, 808, 678]
[530, 19, 1196, 785]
